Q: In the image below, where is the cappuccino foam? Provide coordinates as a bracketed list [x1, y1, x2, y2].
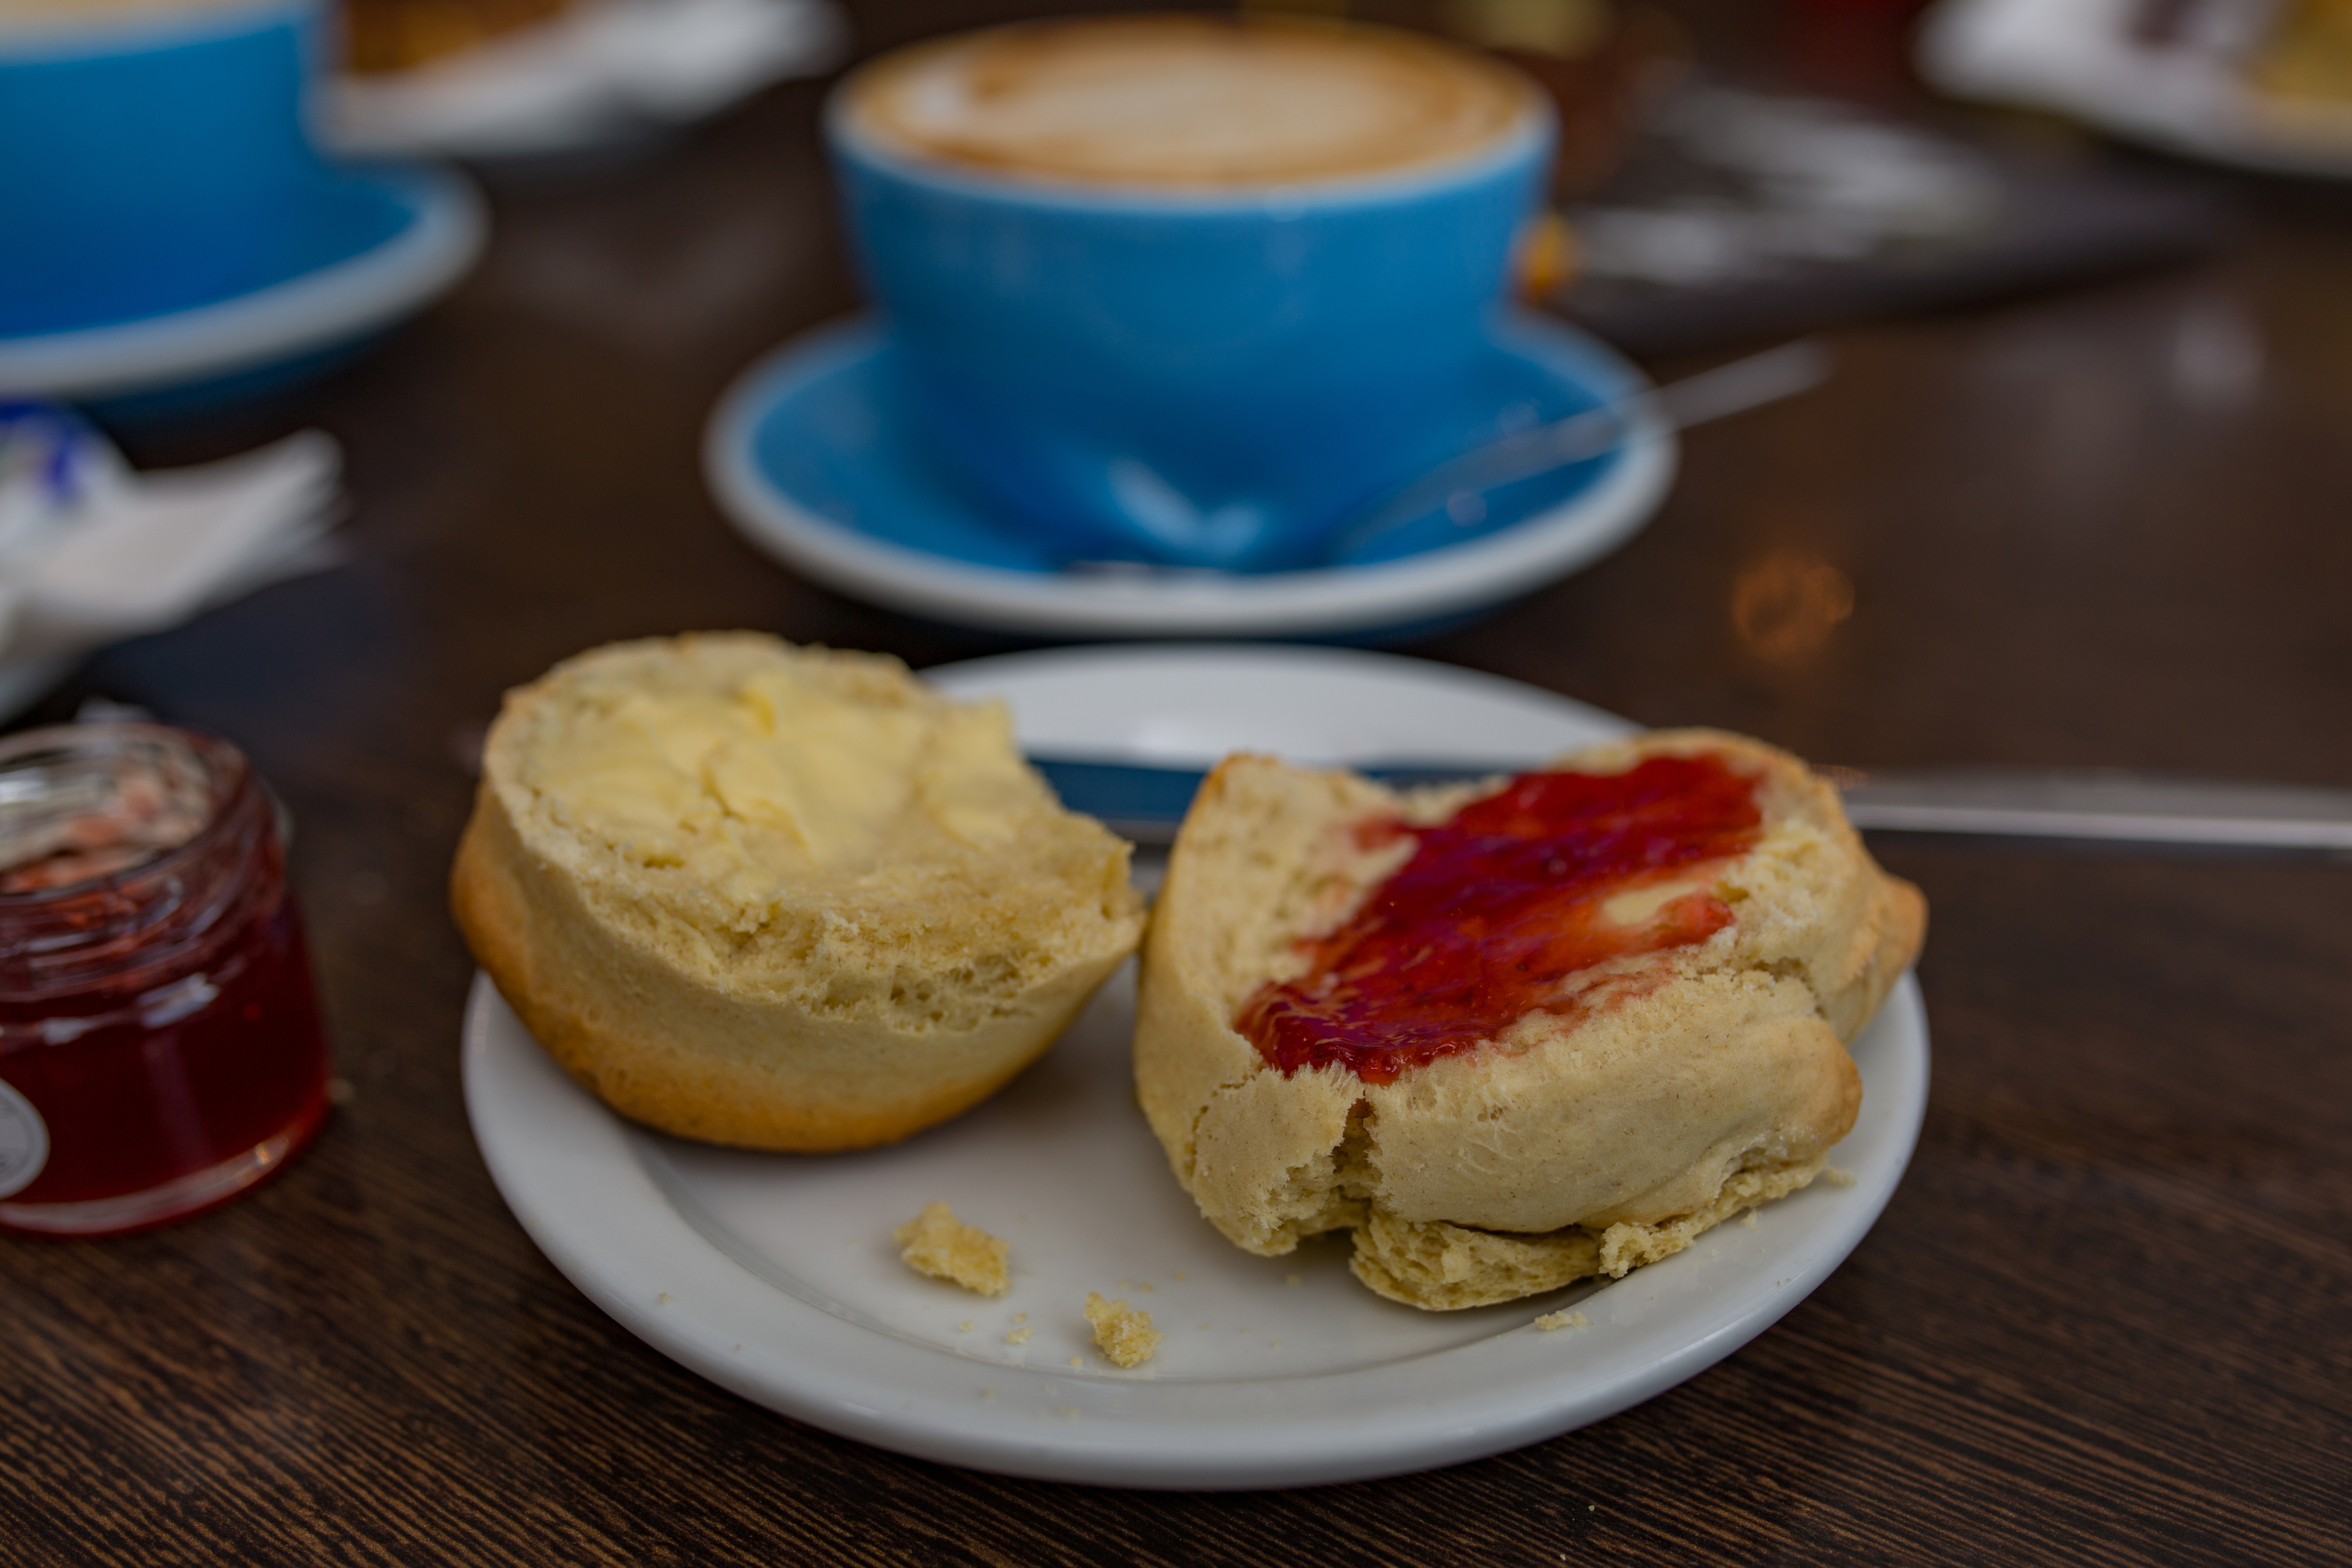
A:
[844, 16, 1537, 189]
[0, 0, 257, 34]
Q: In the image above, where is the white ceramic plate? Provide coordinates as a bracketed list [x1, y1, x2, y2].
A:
[462, 645, 1929, 1487]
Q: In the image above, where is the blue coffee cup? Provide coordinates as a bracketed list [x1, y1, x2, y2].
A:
[0, 0, 351, 335]
[826, 33, 1556, 573]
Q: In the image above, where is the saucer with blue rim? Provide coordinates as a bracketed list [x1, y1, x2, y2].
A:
[0, 163, 484, 409]
[704, 311, 1676, 640]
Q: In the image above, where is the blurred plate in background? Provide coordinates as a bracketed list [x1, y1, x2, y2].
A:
[329, 0, 844, 159]
[1923, 0, 2352, 178]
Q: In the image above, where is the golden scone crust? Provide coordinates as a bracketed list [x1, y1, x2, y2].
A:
[453, 633, 1146, 1151]
[1134, 730, 1924, 1310]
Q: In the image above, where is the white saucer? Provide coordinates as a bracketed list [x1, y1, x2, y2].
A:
[703, 317, 1678, 639]
[0, 165, 484, 403]
[462, 645, 1928, 1487]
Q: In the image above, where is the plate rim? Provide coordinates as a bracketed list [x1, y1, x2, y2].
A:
[461, 647, 1928, 1487]
[923, 637, 1644, 748]
[0, 163, 486, 398]
[701, 312, 1678, 637]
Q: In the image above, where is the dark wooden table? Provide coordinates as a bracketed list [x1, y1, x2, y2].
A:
[7, 5, 2350, 1562]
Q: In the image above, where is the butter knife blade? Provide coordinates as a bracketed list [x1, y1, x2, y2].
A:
[1835, 768, 2352, 849]
[1030, 757, 2352, 852]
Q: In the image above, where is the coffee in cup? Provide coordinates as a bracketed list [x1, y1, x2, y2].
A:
[828, 16, 1554, 571]
[844, 15, 1532, 189]
[0, 0, 232, 25]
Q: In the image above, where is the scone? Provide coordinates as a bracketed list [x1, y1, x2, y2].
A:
[1134, 730, 1924, 1310]
[453, 634, 1146, 1151]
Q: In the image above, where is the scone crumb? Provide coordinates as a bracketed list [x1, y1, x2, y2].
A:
[1083, 1291, 1162, 1368]
[1741, 1211, 1760, 1229]
[1823, 1167, 1858, 1186]
[1068, 1357, 1084, 1368]
[893, 1203, 1010, 1297]
[1284, 1273, 1302, 1287]
[1535, 1310, 1590, 1332]
[1005, 1326, 1034, 1346]
[957, 1321, 975, 1333]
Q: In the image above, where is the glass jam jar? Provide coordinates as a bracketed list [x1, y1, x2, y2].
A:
[0, 723, 329, 1237]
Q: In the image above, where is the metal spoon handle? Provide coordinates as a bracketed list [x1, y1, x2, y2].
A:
[1334, 339, 1832, 558]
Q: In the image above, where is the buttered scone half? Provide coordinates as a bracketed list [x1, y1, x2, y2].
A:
[453, 634, 1146, 1151]
[1135, 730, 1924, 1310]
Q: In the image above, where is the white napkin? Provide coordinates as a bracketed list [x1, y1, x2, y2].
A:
[0, 405, 342, 679]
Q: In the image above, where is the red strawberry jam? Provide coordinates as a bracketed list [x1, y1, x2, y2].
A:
[0, 724, 330, 1236]
[1236, 753, 1763, 1085]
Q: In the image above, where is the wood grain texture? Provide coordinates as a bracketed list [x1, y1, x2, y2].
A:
[4, 4, 2350, 1562]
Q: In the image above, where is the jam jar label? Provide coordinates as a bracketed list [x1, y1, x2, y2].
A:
[0, 1079, 47, 1199]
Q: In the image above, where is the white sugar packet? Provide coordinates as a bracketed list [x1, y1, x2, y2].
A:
[0, 405, 343, 702]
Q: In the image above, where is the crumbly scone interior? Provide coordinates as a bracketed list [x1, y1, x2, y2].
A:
[1136, 732, 1924, 1310]
[491, 634, 1143, 1036]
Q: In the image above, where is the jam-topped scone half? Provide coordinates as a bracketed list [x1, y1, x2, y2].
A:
[1133, 731, 1924, 1310]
